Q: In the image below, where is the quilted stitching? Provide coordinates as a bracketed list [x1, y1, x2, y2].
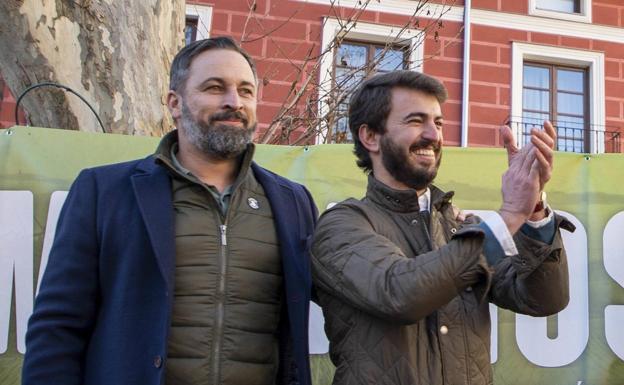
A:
[313, 183, 567, 385]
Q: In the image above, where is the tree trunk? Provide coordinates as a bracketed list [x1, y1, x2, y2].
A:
[0, 0, 184, 135]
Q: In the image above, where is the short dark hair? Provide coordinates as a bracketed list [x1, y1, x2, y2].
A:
[169, 36, 257, 93]
[348, 70, 448, 173]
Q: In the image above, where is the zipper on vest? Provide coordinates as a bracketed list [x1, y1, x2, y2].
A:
[212, 223, 228, 384]
[220, 224, 227, 245]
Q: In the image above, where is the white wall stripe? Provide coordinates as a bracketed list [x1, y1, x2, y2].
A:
[295, 0, 624, 44]
[471, 8, 622, 44]
[296, 0, 464, 21]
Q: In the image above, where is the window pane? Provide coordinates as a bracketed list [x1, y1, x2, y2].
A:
[185, 18, 198, 45]
[557, 137, 584, 152]
[524, 65, 550, 89]
[536, 0, 578, 13]
[522, 62, 588, 153]
[335, 115, 348, 134]
[522, 112, 550, 125]
[556, 116, 585, 152]
[374, 47, 405, 72]
[333, 66, 363, 143]
[557, 115, 584, 131]
[335, 67, 365, 94]
[332, 41, 408, 143]
[334, 101, 352, 142]
[557, 69, 584, 92]
[523, 89, 550, 112]
[521, 112, 550, 145]
[334, 119, 353, 142]
[336, 43, 367, 68]
[557, 92, 583, 115]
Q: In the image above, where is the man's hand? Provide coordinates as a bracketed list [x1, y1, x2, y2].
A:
[452, 204, 472, 222]
[501, 121, 556, 190]
[499, 140, 541, 234]
[498, 121, 556, 233]
[527, 121, 556, 221]
[529, 121, 556, 191]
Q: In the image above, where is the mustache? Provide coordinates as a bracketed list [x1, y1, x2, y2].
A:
[409, 138, 441, 152]
[209, 110, 249, 126]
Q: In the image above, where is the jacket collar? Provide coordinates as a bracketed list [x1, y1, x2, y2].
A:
[131, 154, 176, 294]
[365, 174, 454, 213]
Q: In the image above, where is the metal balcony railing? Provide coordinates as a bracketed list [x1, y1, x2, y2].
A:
[509, 119, 622, 154]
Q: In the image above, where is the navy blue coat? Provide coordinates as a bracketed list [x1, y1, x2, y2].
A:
[22, 156, 317, 385]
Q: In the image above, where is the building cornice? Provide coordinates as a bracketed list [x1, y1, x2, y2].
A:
[295, 0, 624, 44]
[471, 8, 623, 44]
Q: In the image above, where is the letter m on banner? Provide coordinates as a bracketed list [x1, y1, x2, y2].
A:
[0, 191, 67, 355]
[0, 191, 33, 354]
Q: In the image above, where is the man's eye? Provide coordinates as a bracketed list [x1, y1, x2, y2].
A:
[206, 85, 222, 92]
[240, 88, 254, 96]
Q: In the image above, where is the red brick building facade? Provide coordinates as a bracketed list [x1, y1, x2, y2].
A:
[2, 0, 623, 153]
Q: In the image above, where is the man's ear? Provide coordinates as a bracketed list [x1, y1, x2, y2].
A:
[358, 124, 380, 154]
[167, 90, 182, 120]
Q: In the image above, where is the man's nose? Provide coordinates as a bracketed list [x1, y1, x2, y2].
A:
[422, 122, 440, 141]
[222, 88, 243, 110]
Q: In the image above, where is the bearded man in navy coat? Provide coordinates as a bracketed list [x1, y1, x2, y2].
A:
[22, 37, 317, 385]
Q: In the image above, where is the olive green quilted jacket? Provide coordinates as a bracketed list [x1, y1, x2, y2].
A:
[311, 176, 573, 385]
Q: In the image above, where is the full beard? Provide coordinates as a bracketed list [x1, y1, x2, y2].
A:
[180, 102, 256, 160]
[380, 135, 442, 191]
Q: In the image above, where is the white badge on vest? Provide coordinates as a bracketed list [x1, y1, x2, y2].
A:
[248, 197, 260, 210]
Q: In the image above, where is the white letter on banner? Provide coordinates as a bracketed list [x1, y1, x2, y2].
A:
[516, 211, 588, 367]
[604, 211, 624, 359]
[309, 302, 330, 354]
[490, 303, 498, 364]
[37, 191, 68, 295]
[0, 191, 34, 354]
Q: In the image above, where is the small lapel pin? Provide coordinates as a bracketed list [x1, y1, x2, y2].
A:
[248, 197, 260, 210]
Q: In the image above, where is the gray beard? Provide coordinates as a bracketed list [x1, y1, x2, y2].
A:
[180, 102, 256, 160]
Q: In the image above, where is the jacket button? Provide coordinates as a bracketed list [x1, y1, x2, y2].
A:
[153, 355, 163, 368]
[450, 227, 457, 234]
[465, 286, 473, 292]
[440, 325, 449, 335]
[411, 219, 418, 225]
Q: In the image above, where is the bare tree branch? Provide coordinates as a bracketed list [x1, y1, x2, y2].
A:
[239, 0, 458, 145]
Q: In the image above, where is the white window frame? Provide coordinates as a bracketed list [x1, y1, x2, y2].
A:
[185, 4, 212, 40]
[317, 18, 424, 144]
[511, 42, 605, 153]
[528, 0, 592, 23]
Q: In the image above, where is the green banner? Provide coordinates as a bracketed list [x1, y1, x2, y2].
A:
[1, 127, 623, 384]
